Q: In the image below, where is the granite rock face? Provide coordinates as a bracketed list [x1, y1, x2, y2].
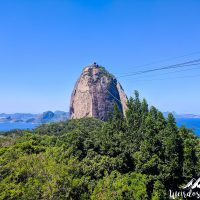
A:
[70, 63, 127, 121]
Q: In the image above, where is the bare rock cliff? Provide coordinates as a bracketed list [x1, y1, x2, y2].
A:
[70, 63, 127, 121]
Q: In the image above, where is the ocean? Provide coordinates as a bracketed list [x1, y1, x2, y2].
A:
[0, 119, 199, 136]
[176, 118, 200, 136]
[0, 122, 39, 132]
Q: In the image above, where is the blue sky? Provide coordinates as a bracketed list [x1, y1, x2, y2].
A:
[0, 0, 200, 114]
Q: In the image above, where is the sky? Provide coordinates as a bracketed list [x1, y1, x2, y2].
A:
[0, 0, 200, 114]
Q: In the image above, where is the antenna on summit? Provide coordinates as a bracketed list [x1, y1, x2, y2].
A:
[93, 62, 99, 67]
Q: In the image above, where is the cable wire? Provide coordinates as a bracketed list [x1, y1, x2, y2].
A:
[117, 59, 200, 78]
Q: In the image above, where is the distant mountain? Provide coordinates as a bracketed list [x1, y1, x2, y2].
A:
[163, 112, 200, 119]
[0, 113, 38, 119]
[0, 116, 13, 123]
[0, 111, 69, 124]
[40, 111, 55, 123]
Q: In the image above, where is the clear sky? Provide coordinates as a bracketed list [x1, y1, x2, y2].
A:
[0, 0, 200, 114]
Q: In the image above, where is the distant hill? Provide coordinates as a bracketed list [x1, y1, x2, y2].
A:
[0, 111, 69, 124]
[163, 111, 200, 119]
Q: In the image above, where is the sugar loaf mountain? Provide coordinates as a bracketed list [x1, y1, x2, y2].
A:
[70, 63, 127, 121]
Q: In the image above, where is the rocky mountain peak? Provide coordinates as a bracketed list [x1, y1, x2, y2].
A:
[70, 64, 127, 121]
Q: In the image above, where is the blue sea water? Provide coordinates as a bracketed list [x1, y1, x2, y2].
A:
[0, 119, 199, 136]
[176, 118, 200, 136]
[0, 122, 39, 132]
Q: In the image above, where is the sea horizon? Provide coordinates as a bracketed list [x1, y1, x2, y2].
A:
[0, 118, 199, 136]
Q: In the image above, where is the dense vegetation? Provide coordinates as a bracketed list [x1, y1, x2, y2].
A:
[0, 91, 199, 200]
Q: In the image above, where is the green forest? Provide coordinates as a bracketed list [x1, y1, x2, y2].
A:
[0, 91, 199, 200]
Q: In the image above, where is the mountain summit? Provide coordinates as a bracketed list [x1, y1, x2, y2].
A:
[70, 63, 127, 121]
